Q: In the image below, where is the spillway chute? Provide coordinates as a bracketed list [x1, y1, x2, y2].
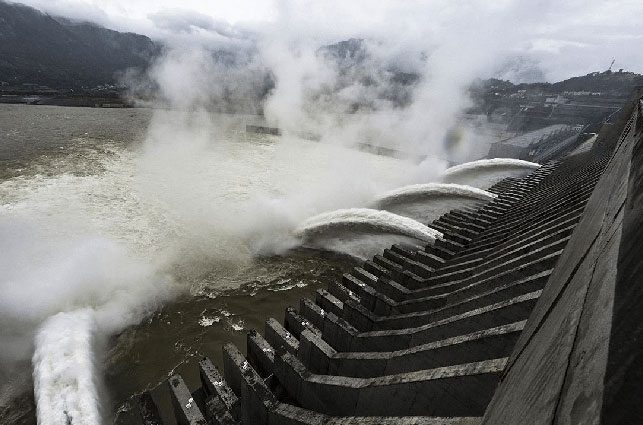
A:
[372, 183, 497, 224]
[443, 158, 541, 176]
[441, 158, 541, 188]
[297, 208, 442, 242]
[295, 208, 442, 260]
[374, 183, 497, 207]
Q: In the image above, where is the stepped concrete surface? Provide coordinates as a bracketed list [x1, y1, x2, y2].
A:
[139, 92, 643, 424]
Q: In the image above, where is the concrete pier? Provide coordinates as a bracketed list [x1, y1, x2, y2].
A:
[140, 93, 643, 425]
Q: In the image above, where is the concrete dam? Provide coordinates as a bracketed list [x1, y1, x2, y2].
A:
[138, 93, 643, 425]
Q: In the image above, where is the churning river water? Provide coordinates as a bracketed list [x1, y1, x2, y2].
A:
[0, 104, 421, 424]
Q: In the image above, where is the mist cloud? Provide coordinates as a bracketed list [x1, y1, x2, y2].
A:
[10, 0, 643, 81]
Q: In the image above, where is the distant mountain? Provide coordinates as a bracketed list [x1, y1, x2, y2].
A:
[0, 1, 158, 89]
[494, 56, 547, 84]
[319, 38, 420, 85]
[468, 70, 643, 115]
[318, 38, 369, 65]
[474, 71, 643, 99]
[316, 38, 420, 110]
[549, 71, 643, 95]
[4, 0, 639, 109]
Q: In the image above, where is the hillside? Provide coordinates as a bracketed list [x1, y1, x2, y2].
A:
[0, 1, 158, 89]
[550, 70, 643, 95]
[1, 0, 640, 108]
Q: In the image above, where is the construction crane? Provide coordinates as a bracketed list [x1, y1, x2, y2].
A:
[608, 58, 615, 72]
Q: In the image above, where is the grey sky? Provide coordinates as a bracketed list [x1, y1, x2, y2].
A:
[9, 0, 643, 82]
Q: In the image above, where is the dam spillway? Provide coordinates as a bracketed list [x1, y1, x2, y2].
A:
[295, 208, 443, 260]
[138, 94, 643, 424]
[373, 183, 497, 224]
[374, 183, 497, 205]
[441, 158, 542, 188]
[296, 208, 443, 244]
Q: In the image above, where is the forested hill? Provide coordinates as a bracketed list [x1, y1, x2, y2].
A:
[0, 1, 158, 89]
[475, 71, 643, 99]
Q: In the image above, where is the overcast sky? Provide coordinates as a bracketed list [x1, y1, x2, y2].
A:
[9, 0, 643, 82]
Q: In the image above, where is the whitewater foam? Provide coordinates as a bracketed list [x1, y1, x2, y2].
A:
[374, 183, 497, 207]
[296, 208, 443, 242]
[33, 310, 100, 425]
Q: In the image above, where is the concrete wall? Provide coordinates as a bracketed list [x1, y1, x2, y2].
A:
[482, 96, 642, 425]
[600, 100, 643, 424]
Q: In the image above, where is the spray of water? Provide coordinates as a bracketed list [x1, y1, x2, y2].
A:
[441, 158, 541, 188]
[295, 207, 443, 260]
[371, 183, 498, 223]
[33, 310, 100, 425]
[297, 208, 442, 242]
[374, 183, 497, 207]
[0, 213, 172, 424]
[443, 158, 541, 176]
